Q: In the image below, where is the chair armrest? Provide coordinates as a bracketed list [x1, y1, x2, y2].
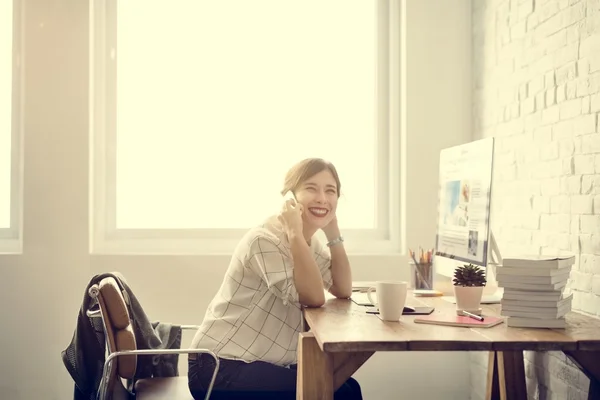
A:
[98, 348, 219, 400]
[181, 325, 201, 330]
[86, 309, 101, 318]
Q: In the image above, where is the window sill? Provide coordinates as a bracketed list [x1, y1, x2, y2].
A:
[0, 238, 22, 255]
[90, 237, 402, 256]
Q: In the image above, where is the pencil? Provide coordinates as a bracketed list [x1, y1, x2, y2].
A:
[410, 249, 430, 290]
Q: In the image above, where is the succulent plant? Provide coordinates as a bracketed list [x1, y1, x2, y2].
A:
[453, 263, 487, 287]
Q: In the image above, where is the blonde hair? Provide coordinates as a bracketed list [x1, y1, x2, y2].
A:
[281, 158, 341, 198]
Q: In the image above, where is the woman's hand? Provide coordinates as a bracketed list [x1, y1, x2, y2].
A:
[322, 214, 340, 241]
[278, 199, 304, 240]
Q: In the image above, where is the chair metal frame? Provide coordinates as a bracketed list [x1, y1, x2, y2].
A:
[87, 284, 220, 400]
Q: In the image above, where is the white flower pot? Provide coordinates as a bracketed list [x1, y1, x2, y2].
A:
[454, 286, 484, 313]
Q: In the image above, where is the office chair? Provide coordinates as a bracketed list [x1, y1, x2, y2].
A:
[87, 276, 219, 400]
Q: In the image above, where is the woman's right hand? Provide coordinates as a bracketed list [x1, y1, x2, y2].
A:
[278, 199, 304, 239]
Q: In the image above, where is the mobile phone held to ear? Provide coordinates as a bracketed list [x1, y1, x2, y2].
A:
[283, 190, 296, 204]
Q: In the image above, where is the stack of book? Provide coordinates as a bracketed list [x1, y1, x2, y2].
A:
[496, 255, 575, 328]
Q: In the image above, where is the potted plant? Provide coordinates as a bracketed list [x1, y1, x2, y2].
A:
[453, 263, 487, 314]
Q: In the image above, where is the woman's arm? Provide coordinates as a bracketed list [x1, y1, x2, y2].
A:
[323, 220, 353, 299]
[279, 199, 326, 307]
[288, 233, 326, 307]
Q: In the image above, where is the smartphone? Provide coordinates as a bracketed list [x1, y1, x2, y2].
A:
[283, 190, 302, 214]
[283, 190, 297, 203]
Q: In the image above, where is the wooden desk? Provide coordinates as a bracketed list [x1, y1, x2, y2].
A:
[296, 294, 600, 400]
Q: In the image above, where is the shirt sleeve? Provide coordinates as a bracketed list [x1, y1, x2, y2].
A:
[312, 239, 333, 291]
[246, 236, 300, 307]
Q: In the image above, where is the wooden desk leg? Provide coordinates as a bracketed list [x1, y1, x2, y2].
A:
[297, 332, 334, 400]
[486, 351, 527, 400]
[564, 350, 600, 400]
[497, 351, 527, 400]
[332, 351, 374, 390]
[486, 351, 500, 400]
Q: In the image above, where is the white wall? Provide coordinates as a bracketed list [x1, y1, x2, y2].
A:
[470, 0, 600, 399]
[0, 1, 472, 399]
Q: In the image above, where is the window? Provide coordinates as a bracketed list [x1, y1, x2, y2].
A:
[91, 0, 402, 254]
[0, 0, 22, 253]
[0, 1, 11, 230]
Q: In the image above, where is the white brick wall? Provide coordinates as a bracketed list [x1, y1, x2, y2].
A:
[471, 0, 600, 399]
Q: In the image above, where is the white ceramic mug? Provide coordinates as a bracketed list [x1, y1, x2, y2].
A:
[366, 281, 408, 321]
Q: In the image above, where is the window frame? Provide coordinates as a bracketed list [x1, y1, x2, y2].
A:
[90, 0, 404, 255]
[0, 0, 23, 254]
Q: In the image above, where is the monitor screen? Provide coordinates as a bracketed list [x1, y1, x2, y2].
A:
[434, 137, 495, 267]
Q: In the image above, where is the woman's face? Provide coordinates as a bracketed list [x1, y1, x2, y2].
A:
[293, 169, 339, 230]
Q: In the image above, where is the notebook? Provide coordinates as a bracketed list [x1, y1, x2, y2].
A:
[414, 314, 504, 328]
[351, 292, 374, 306]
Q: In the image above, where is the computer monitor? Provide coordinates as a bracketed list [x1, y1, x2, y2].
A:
[433, 137, 503, 301]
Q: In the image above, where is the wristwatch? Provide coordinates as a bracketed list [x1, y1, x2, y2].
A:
[326, 236, 344, 247]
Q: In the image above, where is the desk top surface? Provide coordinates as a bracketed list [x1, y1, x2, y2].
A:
[302, 293, 600, 352]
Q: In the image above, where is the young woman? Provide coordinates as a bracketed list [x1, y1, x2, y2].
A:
[188, 158, 362, 400]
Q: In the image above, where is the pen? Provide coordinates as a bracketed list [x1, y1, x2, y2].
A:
[461, 310, 484, 322]
[409, 248, 431, 289]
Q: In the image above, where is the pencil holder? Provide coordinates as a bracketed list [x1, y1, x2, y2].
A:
[409, 261, 433, 290]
